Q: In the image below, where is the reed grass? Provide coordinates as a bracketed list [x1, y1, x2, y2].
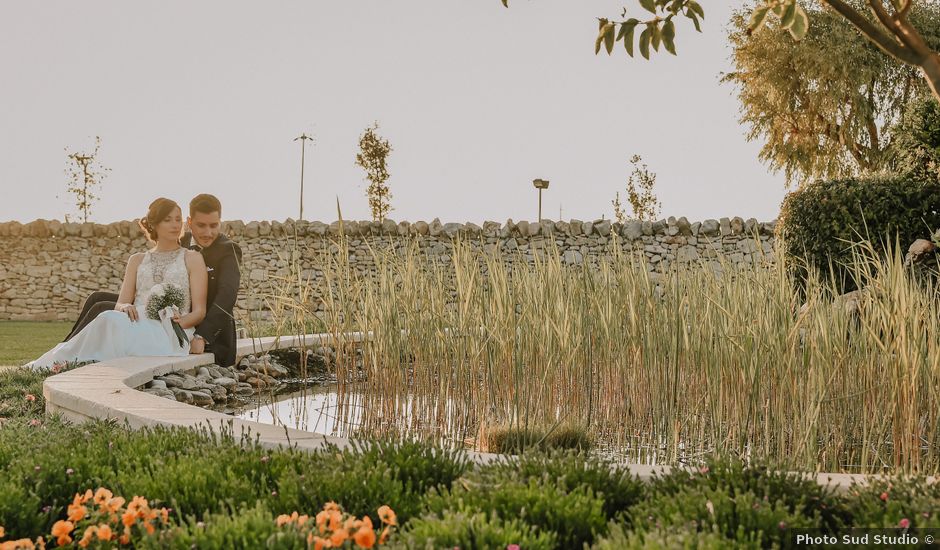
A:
[254, 231, 940, 474]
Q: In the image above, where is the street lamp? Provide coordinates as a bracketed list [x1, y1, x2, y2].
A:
[533, 178, 549, 222]
[294, 133, 315, 220]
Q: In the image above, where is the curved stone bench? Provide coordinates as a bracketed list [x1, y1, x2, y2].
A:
[40, 334, 924, 489]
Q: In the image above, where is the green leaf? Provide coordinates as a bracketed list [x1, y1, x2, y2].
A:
[687, 0, 705, 19]
[780, 0, 797, 29]
[662, 20, 676, 55]
[616, 18, 640, 40]
[623, 24, 637, 56]
[747, 6, 771, 34]
[688, 13, 702, 32]
[594, 30, 604, 55]
[788, 4, 809, 39]
[772, 3, 785, 17]
[639, 0, 657, 14]
[603, 22, 616, 54]
[650, 23, 662, 52]
[501, 0, 508, 6]
[639, 27, 651, 59]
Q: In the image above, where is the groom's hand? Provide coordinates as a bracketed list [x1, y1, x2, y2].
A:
[190, 336, 206, 355]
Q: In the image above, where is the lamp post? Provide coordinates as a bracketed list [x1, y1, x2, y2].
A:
[294, 133, 315, 220]
[533, 178, 549, 222]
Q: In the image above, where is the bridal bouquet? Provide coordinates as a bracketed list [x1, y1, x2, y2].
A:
[146, 284, 189, 346]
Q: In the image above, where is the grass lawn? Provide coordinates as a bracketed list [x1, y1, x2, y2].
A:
[0, 321, 72, 366]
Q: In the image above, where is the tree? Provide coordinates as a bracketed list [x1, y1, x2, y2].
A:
[612, 155, 661, 222]
[723, 3, 938, 186]
[355, 122, 394, 223]
[64, 136, 110, 223]
[894, 94, 940, 181]
[500, 0, 940, 104]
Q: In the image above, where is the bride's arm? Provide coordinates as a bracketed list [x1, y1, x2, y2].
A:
[177, 250, 208, 329]
[114, 253, 144, 320]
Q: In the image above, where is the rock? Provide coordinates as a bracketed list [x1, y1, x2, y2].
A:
[147, 380, 168, 390]
[563, 250, 583, 265]
[595, 220, 611, 237]
[246, 377, 267, 388]
[170, 388, 194, 404]
[212, 377, 238, 389]
[196, 367, 211, 379]
[142, 388, 175, 399]
[905, 238, 936, 266]
[623, 221, 643, 240]
[189, 391, 214, 406]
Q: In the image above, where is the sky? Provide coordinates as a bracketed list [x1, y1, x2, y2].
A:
[0, 1, 788, 225]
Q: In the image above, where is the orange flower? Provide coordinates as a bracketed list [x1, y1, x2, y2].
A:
[121, 511, 137, 528]
[160, 509, 169, 523]
[106, 497, 126, 514]
[127, 496, 148, 516]
[316, 510, 330, 532]
[352, 518, 376, 548]
[329, 528, 349, 547]
[0, 526, 5, 538]
[378, 526, 391, 545]
[276, 512, 297, 527]
[118, 533, 130, 545]
[77, 526, 97, 549]
[96, 524, 112, 541]
[328, 511, 342, 532]
[323, 501, 341, 512]
[67, 502, 87, 522]
[51, 521, 73, 547]
[93, 488, 113, 507]
[144, 522, 155, 535]
[1, 538, 36, 549]
[309, 535, 331, 550]
[377, 505, 397, 526]
[79, 489, 93, 504]
[296, 514, 309, 527]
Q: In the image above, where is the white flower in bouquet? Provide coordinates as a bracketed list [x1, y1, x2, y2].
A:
[146, 283, 186, 321]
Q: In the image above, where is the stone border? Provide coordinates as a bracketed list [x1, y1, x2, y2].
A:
[40, 335, 928, 489]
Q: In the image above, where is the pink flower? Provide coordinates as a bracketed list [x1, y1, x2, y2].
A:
[29, 419, 42, 427]
[260, 456, 270, 463]
[25, 394, 36, 402]
[507, 545, 521, 550]
[34, 465, 41, 471]
[66, 468, 74, 475]
[899, 518, 911, 529]
[880, 492, 889, 502]
[778, 521, 787, 530]
[698, 466, 710, 475]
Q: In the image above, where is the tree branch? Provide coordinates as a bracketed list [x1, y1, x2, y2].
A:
[867, 0, 916, 50]
[821, 0, 920, 65]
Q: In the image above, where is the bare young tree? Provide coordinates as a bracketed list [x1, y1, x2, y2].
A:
[614, 155, 661, 221]
[64, 136, 110, 223]
[355, 122, 394, 223]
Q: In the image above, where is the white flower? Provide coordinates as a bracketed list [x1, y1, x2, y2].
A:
[150, 283, 165, 296]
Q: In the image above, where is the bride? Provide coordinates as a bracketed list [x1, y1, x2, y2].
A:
[26, 198, 208, 370]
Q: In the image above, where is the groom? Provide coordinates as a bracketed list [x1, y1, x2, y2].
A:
[64, 194, 243, 368]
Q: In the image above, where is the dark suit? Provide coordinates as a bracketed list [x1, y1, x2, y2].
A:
[182, 232, 243, 368]
[65, 234, 243, 367]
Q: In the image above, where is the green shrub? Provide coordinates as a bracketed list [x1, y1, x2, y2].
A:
[629, 460, 849, 545]
[423, 476, 607, 548]
[841, 477, 940, 529]
[276, 440, 467, 524]
[777, 175, 940, 292]
[591, 522, 731, 549]
[139, 501, 302, 550]
[488, 450, 646, 520]
[395, 509, 557, 550]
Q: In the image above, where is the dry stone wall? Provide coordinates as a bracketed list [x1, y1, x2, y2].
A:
[0, 216, 776, 321]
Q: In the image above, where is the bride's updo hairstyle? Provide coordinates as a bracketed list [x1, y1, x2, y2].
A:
[139, 198, 181, 242]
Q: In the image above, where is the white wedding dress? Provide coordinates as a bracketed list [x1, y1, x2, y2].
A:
[25, 248, 197, 370]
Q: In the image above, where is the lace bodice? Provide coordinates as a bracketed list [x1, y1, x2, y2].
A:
[135, 248, 191, 314]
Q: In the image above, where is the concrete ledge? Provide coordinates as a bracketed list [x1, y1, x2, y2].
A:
[39, 333, 934, 489]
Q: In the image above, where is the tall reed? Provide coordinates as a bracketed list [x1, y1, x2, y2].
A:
[258, 232, 940, 474]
